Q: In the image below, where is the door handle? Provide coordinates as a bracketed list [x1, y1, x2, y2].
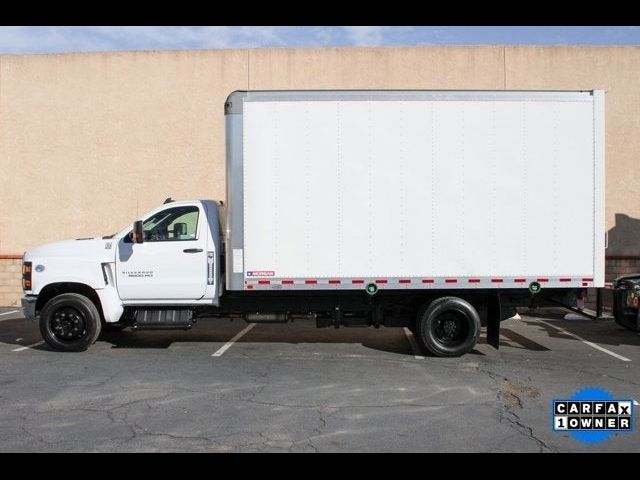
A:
[183, 248, 203, 253]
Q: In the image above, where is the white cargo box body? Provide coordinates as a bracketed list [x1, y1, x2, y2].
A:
[224, 90, 605, 291]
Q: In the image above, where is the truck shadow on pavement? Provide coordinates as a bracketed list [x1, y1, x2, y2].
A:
[93, 320, 542, 357]
[0, 316, 558, 356]
[5, 314, 632, 356]
[522, 317, 640, 349]
[517, 307, 640, 348]
[96, 328, 419, 357]
[484, 328, 550, 351]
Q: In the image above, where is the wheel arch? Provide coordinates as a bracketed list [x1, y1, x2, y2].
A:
[36, 282, 104, 321]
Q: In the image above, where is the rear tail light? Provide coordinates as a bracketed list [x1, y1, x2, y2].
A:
[22, 261, 32, 291]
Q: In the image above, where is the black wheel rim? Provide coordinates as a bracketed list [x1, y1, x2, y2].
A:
[50, 307, 87, 342]
[431, 309, 470, 347]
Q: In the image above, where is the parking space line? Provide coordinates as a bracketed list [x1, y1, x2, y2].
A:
[12, 341, 44, 352]
[211, 323, 256, 357]
[0, 309, 21, 320]
[403, 328, 425, 360]
[537, 319, 631, 362]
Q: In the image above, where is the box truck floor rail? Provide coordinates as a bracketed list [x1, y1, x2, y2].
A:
[21, 90, 605, 357]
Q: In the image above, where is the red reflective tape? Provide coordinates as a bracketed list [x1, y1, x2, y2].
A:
[559, 278, 571, 282]
[305, 280, 317, 285]
[422, 279, 434, 284]
[352, 279, 364, 284]
[328, 279, 341, 284]
[514, 278, 526, 283]
[468, 279, 480, 283]
[445, 279, 457, 284]
[281, 280, 294, 285]
[399, 279, 411, 284]
[582, 278, 593, 282]
[491, 279, 503, 283]
[537, 278, 549, 283]
[258, 280, 270, 285]
[582, 282, 588, 286]
[375, 279, 388, 284]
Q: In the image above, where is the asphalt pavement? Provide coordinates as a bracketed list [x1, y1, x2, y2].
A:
[0, 306, 638, 452]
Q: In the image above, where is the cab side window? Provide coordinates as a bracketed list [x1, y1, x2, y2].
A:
[142, 206, 200, 242]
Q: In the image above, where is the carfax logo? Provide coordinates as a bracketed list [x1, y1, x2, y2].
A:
[552, 387, 634, 444]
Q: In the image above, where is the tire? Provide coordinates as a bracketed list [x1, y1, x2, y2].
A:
[39, 293, 102, 352]
[415, 296, 481, 357]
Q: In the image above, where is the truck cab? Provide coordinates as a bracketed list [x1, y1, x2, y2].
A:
[21, 199, 222, 351]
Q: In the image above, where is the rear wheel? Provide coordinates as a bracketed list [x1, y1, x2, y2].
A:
[416, 296, 480, 357]
[39, 293, 102, 352]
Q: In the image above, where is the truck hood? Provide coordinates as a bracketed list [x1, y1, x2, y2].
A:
[24, 238, 117, 263]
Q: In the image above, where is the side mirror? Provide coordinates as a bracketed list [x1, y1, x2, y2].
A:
[132, 220, 144, 244]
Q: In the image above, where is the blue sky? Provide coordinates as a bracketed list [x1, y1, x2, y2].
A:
[0, 26, 639, 54]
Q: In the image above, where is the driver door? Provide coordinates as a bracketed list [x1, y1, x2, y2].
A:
[116, 204, 208, 301]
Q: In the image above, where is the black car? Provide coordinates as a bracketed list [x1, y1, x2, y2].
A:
[612, 274, 640, 332]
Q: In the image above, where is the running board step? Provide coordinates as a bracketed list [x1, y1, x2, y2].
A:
[133, 309, 193, 330]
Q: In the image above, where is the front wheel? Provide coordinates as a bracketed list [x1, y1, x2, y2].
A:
[415, 296, 480, 357]
[39, 293, 102, 352]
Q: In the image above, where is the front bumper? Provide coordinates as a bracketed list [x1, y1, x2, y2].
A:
[21, 295, 37, 322]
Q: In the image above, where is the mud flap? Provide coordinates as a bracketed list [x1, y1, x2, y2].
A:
[487, 292, 501, 349]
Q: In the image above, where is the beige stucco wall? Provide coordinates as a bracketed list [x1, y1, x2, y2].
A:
[1, 45, 640, 304]
[0, 49, 248, 254]
[0, 257, 22, 306]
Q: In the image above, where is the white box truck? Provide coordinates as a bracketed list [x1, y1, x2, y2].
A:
[20, 90, 605, 356]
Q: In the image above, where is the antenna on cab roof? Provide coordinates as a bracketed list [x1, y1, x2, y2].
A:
[163, 197, 174, 204]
